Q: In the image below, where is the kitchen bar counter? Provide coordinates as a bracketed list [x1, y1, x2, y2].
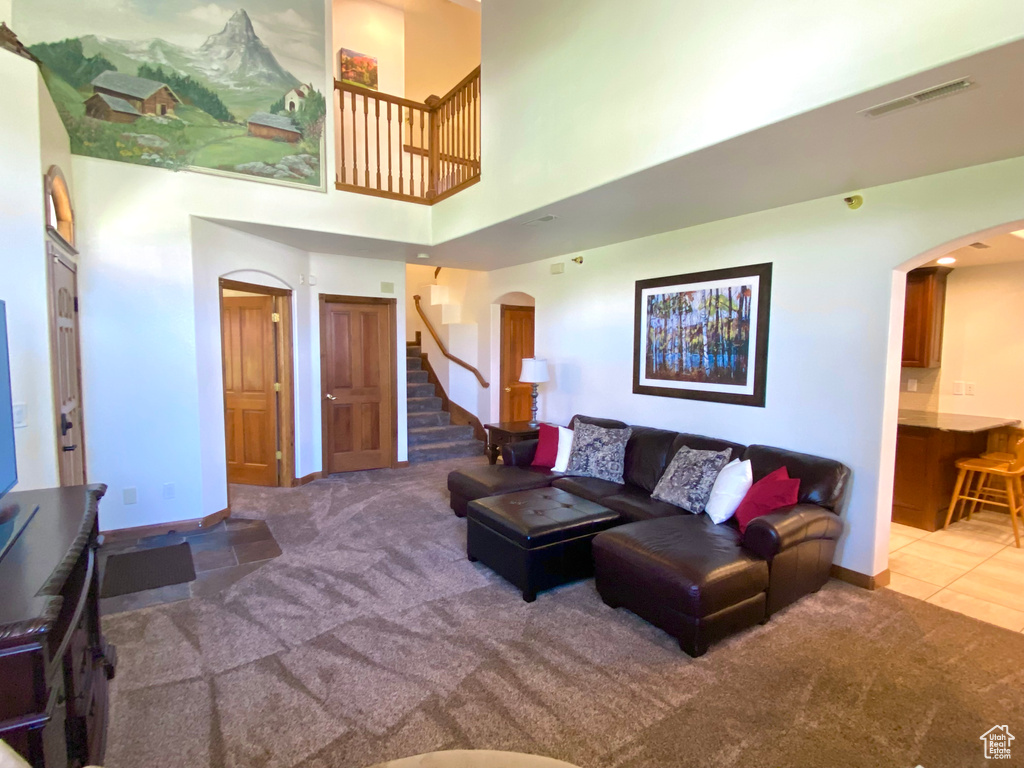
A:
[893, 411, 1019, 531]
[897, 409, 1021, 433]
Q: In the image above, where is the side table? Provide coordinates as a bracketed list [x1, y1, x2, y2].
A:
[483, 421, 540, 465]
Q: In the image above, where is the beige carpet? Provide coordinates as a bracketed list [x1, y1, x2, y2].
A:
[103, 458, 1024, 768]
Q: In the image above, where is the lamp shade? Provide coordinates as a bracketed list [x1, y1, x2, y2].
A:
[519, 358, 549, 384]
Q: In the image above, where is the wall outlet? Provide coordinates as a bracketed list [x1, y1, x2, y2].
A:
[966, 381, 976, 396]
[123, 487, 138, 505]
[953, 381, 965, 395]
[906, 379, 918, 393]
[12, 403, 27, 428]
[162, 483, 175, 500]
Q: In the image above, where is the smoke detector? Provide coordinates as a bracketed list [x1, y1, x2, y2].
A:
[860, 78, 974, 118]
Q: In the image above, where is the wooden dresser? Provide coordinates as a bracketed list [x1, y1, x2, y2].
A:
[0, 485, 115, 767]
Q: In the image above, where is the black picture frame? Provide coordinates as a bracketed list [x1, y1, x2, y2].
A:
[633, 262, 772, 407]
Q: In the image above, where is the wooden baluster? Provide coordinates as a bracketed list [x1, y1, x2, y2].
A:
[426, 96, 439, 199]
[375, 99, 381, 190]
[338, 89, 346, 184]
[363, 95, 370, 187]
[472, 79, 477, 176]
[351, 92, 358, 187]
[386, 101, 393, 192]
[459, 86, 466, 185]
[398, 106, 404, 196]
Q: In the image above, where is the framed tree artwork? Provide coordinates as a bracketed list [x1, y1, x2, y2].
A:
[633, 263, 772, 407]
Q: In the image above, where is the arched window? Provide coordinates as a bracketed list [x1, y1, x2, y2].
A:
[44, 165, 75, 247]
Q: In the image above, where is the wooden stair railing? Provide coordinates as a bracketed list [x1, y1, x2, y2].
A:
[335, 66, 480, 205]
[413, 295, 489, 388]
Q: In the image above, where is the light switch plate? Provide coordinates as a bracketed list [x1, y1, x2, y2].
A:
[162, 483, 175, 500]
[380, 281, 395, 294]
[953, 381, 965, 395]
[12, 403, 27, 428]
[550, 263, 565, 275]
[123, 487, 138, 505]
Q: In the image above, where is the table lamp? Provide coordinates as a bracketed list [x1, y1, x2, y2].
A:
[519, 358, 549, 428]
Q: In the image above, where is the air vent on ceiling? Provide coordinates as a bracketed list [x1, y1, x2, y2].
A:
[968, 242, 991, 249]
[523, 214, 558, 226]
[860, 77, 974, 118]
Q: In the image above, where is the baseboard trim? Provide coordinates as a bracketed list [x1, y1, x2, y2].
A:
[831, 564, 890, 590]
[293, 472, 322, 487]
[102, 507, 230, 541]
[393, 461, 410, 469]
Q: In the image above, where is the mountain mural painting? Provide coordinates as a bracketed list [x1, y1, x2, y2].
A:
[16, 1, 326, 188]
[633, 264, 773, 407]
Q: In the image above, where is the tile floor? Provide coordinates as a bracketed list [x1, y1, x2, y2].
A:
[887, 510, 1024, 632]
[98, 517, 282, 615]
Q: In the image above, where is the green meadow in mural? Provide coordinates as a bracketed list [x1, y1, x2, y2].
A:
[15, 0, 327, 188]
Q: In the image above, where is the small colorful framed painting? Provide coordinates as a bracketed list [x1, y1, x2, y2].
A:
[633, 263, 772, 407]
[338, 48, 379, 90]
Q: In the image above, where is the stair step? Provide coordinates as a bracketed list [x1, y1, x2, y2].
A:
[409, 439, 485, 463]
[407, 355, 422, 371]
[408, 424, 474, 446]
[407, 396, 443, 412]
[407, 345, 421, 356]
[407, 369, 429, 383]
[407, 381, 436, 398]
[408, 410, 451, 428]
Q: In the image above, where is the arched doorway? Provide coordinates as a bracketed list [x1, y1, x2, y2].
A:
[882, 218, 1024, 622]
[44, 165, 75, 247]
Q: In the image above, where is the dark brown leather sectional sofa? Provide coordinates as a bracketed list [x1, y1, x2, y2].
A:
[447, 415, 850, 656]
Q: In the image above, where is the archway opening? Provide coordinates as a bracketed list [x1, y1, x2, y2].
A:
[44, 165, 75, 247]
[882, 218, 1024, 621]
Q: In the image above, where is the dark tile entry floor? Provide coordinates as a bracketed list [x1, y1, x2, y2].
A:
[98, 517, 281, 615]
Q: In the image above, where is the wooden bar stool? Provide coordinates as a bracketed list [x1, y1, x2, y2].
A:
[944, 433, 1024, 547]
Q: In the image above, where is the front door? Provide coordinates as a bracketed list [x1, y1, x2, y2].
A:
[321, 298, 395, 473]
[500, 305, 535, 422]
[222, 295, 279, 486]
[49, 248, 86, 485]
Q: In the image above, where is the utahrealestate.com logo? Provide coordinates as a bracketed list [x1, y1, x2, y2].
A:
[980, 725, 1015, 760]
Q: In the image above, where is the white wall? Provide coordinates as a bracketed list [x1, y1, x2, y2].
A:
[900, 261, 1024, 421]
[432, 0, 1024, 242]
[404, 0, 479, 103]
[0, 0, 10, 24]
[440, 157, 1024, 581]
[333, 0, 405, 96]
[0, 53, 66, 491]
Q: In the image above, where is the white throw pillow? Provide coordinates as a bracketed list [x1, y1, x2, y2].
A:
[705, 458, 753, 524]
[552, 426, 574, 473]
[0, 740, 32, 768]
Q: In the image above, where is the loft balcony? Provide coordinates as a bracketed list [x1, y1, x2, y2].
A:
[333, 66, 480, 205]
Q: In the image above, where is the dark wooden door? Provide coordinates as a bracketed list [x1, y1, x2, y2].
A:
[49, 251, 86, 486]
[500, 305, 535, 422]
[321, 299, 394, 473]
[222, 296, 279, 486]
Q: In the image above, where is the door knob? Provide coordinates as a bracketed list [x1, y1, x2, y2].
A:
[504, 387, 512, 393]
[325, 393, 337, 401]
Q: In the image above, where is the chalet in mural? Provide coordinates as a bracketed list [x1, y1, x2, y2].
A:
[84, 92, 141, 124]
[284, 83, 313, 113]
[247, 112, 302, 143]
[90, 71, 180, 117]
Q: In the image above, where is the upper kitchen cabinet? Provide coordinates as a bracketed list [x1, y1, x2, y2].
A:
[902, 266, 952, 368]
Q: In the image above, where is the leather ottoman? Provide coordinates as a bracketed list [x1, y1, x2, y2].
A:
[467, 488, 621, 602]
[592, 515, 770, 657]
[448, 464, 556, 517]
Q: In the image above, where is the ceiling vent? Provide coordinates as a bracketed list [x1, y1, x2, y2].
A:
[523, 214, 558, 226]
[860, 77, 974, 118]
[968, 242, 991, 249]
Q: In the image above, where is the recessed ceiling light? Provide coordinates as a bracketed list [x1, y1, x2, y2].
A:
[1011, 230, 1024, 240]
[416, 253, 430, 259]
[936, 256, 956, 265]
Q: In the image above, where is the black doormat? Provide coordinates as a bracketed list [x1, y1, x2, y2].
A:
[101, 542, 196, 598]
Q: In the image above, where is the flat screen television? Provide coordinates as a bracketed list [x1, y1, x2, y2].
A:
[0, 300, 16, 499]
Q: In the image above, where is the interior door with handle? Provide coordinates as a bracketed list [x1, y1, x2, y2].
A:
[49, 248, 86, 486]
[500, 305, 535, 422]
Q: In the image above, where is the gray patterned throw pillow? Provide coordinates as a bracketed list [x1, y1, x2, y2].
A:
[651, 446, 732, 513]
[565, 420, 632, 483]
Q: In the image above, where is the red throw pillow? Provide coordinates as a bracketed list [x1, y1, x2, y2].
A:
[733, 467, 800, 534]
[531, 423, 559, 468]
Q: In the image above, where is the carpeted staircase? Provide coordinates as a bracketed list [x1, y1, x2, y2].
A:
[407, 343, 485, 462]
